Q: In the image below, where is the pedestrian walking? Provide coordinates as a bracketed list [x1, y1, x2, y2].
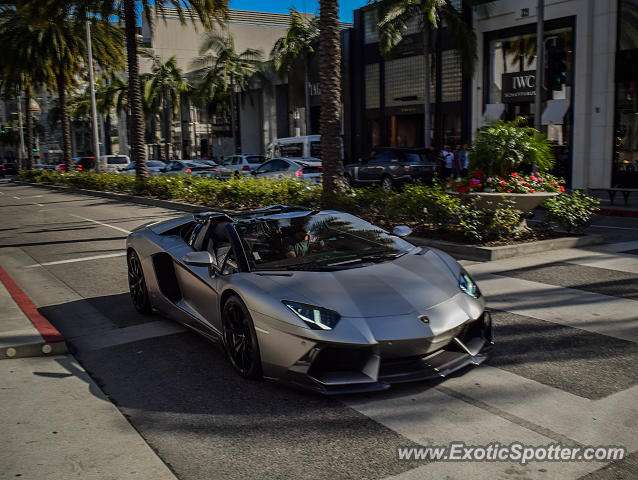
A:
[441, 145, 454, 179]
[459, 144, 470, 177]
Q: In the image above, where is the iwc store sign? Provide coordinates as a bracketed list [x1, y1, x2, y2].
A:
[502, 71, 536, 103]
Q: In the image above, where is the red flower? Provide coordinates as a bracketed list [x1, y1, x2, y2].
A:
[524, 183, 530, 187]
[560, 186, 565, 192]
[528, 189, 535, 193]
[459, 186, 468, 194]
[477, 184, 482, 188]
[511, 173, 518, 177]
[474, 169, 484, 179]
[500, 180, 506, 186]
[506, 189, 513, 193]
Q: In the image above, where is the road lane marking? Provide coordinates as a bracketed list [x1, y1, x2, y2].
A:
[35, 203, 43, 207]
[26, 252, 127, 268]
[70, 214, 131, 234]
[13, 196, 21, 199]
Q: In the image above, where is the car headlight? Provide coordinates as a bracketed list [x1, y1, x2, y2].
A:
[459, 270, 481, 298]
[282, 301, 341, 330]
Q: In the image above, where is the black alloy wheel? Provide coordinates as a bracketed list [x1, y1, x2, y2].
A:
[127, 250, 152, 313]
[222, 296, 262, 379]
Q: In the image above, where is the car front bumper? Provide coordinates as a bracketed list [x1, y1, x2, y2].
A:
[274, 311, 493, 394]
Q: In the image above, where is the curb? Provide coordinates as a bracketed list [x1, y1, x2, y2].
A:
[0, 265, 67, 359]
[409, 234, 606, 261]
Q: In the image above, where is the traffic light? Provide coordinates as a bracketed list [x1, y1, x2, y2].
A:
[547, 38, 567, 91]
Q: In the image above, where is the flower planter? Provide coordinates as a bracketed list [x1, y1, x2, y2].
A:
[450, 191, 559, 213]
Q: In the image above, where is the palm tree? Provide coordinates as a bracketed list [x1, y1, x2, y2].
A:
[3, 1, 124, 171]
[141, 52, 189, 161]
[377, 0, 477, 149]
[318, 0, 345, 201]
[69, 1, 229, 180]
[271, 9, 319, 135]
[192, 33, 262, 153]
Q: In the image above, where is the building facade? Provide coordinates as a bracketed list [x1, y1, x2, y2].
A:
[345, 0, 470, 163]
[140, 9, 321, 160]
[345, 0, 637, 189]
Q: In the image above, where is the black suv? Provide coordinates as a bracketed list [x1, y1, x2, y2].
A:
[343, 147, 438, 190]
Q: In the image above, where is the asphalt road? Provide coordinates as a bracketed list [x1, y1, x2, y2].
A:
[1, 180, 637, 480]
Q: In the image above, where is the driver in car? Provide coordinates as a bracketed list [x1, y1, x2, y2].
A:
[283, 222, 312, 258]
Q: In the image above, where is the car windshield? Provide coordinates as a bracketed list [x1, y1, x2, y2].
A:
[246, 155, 264, 164]
[234, 212, 414, 271]
[148, 161, 165, 167]
[107, 156, 128, 164]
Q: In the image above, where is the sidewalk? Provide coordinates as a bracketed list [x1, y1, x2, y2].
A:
[0, 269, 177, 480]
[589, 189, 638, 216]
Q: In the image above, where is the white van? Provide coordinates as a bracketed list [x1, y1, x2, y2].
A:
[266, 135, 343, 161]
[99, 155, 131, 173]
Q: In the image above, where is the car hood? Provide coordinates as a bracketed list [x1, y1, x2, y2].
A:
[261, 250, 460, 317]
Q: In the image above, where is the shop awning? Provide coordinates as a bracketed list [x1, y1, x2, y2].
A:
[542, 99, 570, 125]
[482, 103, 505, 124]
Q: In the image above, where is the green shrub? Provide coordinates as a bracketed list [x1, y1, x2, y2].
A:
[470, 117, 555, 177]
[542, 190, 600, 233]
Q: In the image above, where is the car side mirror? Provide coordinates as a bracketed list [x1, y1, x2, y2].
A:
[183, 251, 214, 267]
[392, 225, 412, 237]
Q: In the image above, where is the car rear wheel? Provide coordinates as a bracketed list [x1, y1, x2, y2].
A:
[222, 296, 262, 379]
[381, 175, 393, 191]
[127, 250, 152, 314]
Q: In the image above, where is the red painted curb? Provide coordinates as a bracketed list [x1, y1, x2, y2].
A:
[0, 265, 64, 343]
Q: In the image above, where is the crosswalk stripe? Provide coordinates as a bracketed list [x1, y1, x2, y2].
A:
[469, 272, 638, 343]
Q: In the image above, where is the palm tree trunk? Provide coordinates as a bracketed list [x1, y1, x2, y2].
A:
[163, 93, 171, 161]
[423, 23, 432, 149]
[24, 88, 34, 170]
[123, 0, 147, 179]
[57, 73, 72, 171]
[104, 114, 113, 155]
[319, 0, 344, 202]
[304, 54, 312, 135]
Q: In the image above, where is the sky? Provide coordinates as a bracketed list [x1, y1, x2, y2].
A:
[227, 0, 368, 23]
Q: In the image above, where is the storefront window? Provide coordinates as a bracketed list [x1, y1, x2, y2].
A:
[365, 63, 380, 109]
[613, 0, 638, 186]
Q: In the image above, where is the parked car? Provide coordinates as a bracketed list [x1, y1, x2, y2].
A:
[159, 160, 218, 178]
[126, 205, 492, 393]
[217, 154, 265, 178]
[251, 157, 322, 184]
[343, 147, 438, 190]
[266, 135, 343, 161]
[33, 164, 56, 171]
[101, 155, 130, 173]
[1, 163, 18, 176]
[119, 160, 167, 175]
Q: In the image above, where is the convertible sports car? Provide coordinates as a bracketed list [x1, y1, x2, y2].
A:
[126, 205, 493, 394]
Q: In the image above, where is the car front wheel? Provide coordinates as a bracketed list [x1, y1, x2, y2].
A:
[222, 296, 262, 379]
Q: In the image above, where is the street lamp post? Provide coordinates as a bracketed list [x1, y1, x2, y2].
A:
[535, 0, 544, 133]
[17, 94, 26, 169]
[85, 17, 101, 172]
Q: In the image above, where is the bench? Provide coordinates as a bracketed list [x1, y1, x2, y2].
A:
[602, 188, 638, 206]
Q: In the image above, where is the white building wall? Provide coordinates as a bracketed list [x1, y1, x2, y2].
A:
[472, 0, 617, 189]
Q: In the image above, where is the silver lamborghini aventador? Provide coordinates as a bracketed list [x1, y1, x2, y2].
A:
[126, 205, 493, 394]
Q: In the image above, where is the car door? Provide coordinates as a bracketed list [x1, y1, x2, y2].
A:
[269, 159, 292, 178]
[252, 160, 275, 177]
[359, 152, 393, 182]
[170, 218, 222, 334]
